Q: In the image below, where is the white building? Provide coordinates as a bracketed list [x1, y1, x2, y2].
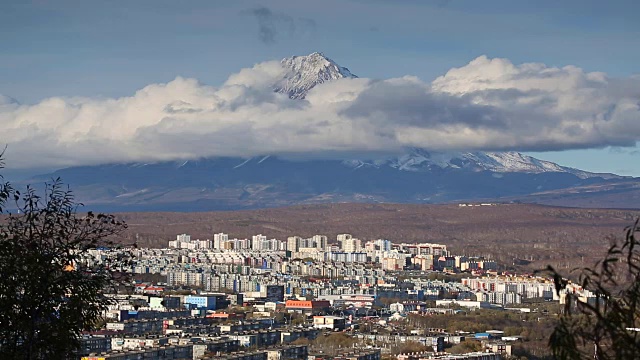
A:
[287, 236, 302, 252]
[168, 234, 212, 250]
[251, 234, 267, 250]
[342, 238, 362, 253]
[435, 299, 492, 309]
[213, 233, 228, 249]
[168, 234, 196, 249]
[312, 235, 328, 250]
[337, 234, 352, 242]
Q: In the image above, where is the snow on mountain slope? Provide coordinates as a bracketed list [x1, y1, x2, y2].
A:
[465, 152, 564, 173]
[343, 148, 621, 179]
[275, 52, 357, 99]
[463, 152, 602, 178]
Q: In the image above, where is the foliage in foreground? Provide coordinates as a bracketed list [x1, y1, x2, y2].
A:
[546, 219, 640, 359]
[0, 163, 127, 359]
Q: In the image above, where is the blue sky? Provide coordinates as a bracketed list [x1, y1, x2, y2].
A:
[1, 0, 639, 176]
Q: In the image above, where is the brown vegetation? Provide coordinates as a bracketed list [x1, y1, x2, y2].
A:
[391, 341, 431, 355]
[409, 308, 558, 358]
[113, 203, 640, 272]
[309, 333, 357, 356]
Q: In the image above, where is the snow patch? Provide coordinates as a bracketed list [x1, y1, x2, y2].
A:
[115, 189, 149, 198]
[233, 158, 252, 169]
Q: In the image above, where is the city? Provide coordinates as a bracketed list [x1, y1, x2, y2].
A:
[2, 1, 639, 359]
[74, 231, 597, 359]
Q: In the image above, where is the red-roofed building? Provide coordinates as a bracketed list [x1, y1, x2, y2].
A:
[143, 286, 164, 295]
[285, 300, 331, 315]
[134, 283, 148, 294]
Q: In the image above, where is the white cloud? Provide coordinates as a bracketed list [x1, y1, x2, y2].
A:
[1, 56, 640, 169]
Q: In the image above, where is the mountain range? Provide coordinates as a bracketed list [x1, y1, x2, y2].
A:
[22, 53, 640, 211]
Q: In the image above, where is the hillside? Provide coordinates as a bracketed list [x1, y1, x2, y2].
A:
[115, 203, 640, 272]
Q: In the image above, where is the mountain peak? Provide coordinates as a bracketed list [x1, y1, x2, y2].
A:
[305, 51, 327, 58]
[275, 52, 357, 99]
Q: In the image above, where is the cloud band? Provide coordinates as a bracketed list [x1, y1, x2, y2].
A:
[1, 56, 639, 169]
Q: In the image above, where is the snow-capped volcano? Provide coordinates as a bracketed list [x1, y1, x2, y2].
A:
[21, 52, 632, 211]
[275, 52, 357, 99]
[274, 53, 614, 179]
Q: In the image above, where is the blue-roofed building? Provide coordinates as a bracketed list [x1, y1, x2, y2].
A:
[184, 294, 228, 310]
